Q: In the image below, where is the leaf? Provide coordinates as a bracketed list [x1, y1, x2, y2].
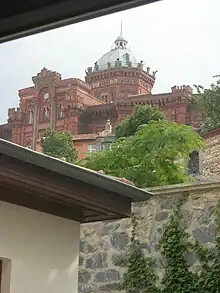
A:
[41, 128, 78, 163]
[80, 115, 205, 188]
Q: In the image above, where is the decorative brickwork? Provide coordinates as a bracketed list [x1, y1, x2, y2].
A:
[0, 32, 202, 158]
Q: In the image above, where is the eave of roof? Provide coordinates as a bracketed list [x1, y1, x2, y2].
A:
[0, 0, 162, 44]
[0, 139, 153, 202]
[73, 133, 98, 141]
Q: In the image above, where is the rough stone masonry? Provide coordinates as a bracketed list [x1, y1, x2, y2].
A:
[79, 181, 220, 293]
[202, 129, 220, 178]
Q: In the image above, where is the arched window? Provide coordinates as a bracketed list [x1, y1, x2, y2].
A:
[43, 107, 50, 120]
[57, 104, 64, 118]
[28, 109, 34, 124]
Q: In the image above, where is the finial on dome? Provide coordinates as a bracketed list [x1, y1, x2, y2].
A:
[114, 22, 127, 49]
[120, 21, 123, 37]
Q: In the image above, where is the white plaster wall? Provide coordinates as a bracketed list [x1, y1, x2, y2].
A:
[0, 201, 80, 293]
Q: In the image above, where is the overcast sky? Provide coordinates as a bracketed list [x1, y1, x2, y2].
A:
[0, 0, 219, 123]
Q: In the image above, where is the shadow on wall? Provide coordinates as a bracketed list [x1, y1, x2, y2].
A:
[188, 151, 200, 175]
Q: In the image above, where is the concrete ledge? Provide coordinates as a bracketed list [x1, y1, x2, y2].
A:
[144, 180, 220, 196]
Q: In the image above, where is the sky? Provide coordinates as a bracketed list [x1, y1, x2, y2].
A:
[0, 0, 219, 123]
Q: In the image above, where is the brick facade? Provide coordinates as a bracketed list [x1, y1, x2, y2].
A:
[0, 33, 202, 158]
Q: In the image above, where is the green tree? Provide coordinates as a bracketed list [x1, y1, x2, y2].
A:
[115, 105, 165, 139]
[41, 129, 78, 163]
[194, 76, 220, 133]
[80, 120, 205, 188]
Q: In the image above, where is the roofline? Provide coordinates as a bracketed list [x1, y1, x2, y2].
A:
[202, 127, 220, 139]
[73, 135, 98, 141]
[0, 0, 162, 44]
[145, 180, 220, 195]
[0, 139, 153, 202]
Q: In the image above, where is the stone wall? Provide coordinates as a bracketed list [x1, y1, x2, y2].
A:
[202, 129, 220, 178]
[79, 181, 220, 293]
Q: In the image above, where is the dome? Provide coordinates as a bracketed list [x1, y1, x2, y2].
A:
[94, 33, 137, 71]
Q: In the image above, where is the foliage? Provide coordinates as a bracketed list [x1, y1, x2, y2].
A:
[193, 76, 220, 133]
[115, 105, 166, 139]
[79, 120, 205, 188]
[120, 197, 220, 293]
[119, 216, 159, 293]
[193, 199, 220, 293]
[159, 196, 198, 292]
[41, 128, 78, 163]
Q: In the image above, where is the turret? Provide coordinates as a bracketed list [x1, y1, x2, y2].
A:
[7, 107, 26, 145]
[84, 26, 156, 101]
[171, 85, 193, 96]
[32, 67, 61, 90]
[8, 107, 24, 123]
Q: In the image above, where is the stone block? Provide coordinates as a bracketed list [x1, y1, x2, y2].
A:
[159, 198, 176, 209]
[101, 222, 120, 236]
[78, 283, 96, 293]
[110, 232, 129, 250]
[197, 205, 214, 225]
[85, 253, 107, 269]
[94, 269, 120, 283]
[111, 252, 127, 267]
[155, 211, 169, 221]
[138, 242, 151, 253]
[80, 240, 96, 254]
[98, 283, 119, 291]
[78, 270, 91, 283]
[192, 224, 216, 244]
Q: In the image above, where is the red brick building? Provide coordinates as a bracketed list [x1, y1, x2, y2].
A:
[0, 31, 201, 159]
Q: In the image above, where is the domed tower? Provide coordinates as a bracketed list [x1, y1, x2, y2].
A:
[85, 26, 156, 103]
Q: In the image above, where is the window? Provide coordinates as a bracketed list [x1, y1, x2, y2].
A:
[88, 144, 97, 153]
[43, 107, 50, 120]
[57, 104, 64, 118]
[28, 109, 34, 124]
[101, 143, 112, 150]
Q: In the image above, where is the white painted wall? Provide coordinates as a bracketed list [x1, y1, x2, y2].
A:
[0, 201, 80, 293]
